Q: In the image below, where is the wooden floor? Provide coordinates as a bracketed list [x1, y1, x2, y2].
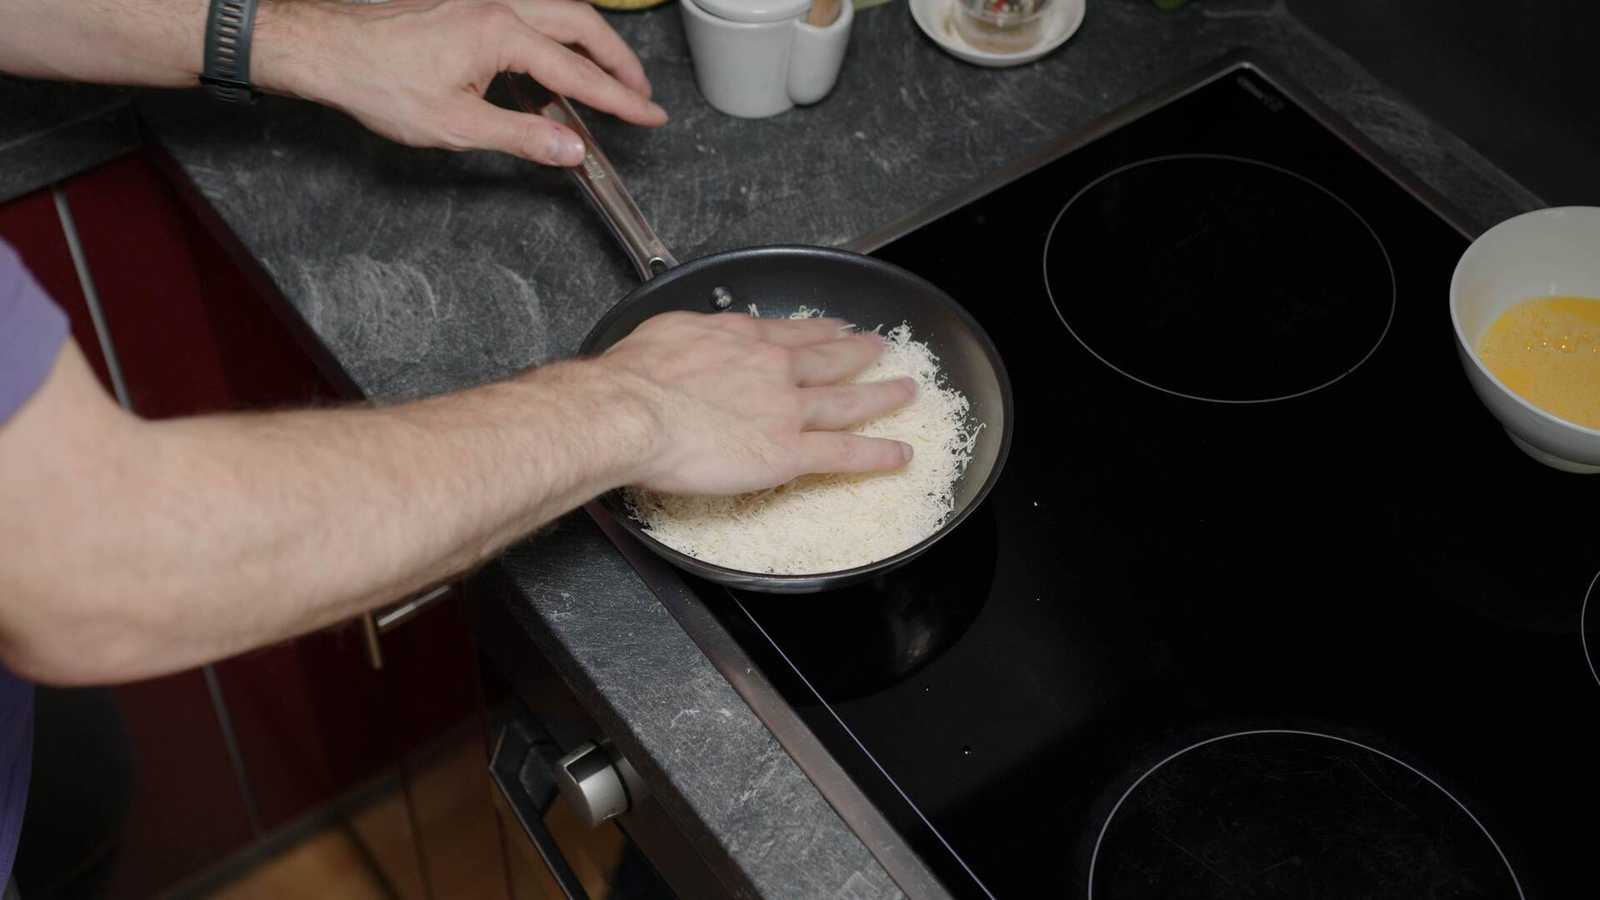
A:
[207, 827, 391, 900]
[199, 732, 510, 900]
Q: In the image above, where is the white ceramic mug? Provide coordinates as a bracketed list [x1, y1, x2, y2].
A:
[1450, 206, 1600, 473]
[680, 0, 854, 119]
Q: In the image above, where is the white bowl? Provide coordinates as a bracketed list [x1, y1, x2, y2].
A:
[1450, 206, 1600, 473]
[909, 0, 1084, 68]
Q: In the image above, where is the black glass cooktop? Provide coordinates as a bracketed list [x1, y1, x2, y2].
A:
[696, 64, 1597, 898]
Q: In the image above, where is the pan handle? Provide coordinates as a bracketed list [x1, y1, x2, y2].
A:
[507, 77, 678, 282]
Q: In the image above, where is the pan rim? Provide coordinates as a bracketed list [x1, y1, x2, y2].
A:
[579, 243, 1016, 591]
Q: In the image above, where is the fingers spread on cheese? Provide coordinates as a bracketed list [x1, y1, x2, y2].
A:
[626, 312, 980, 575]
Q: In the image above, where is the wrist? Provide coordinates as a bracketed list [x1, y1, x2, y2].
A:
[527, 359, 671, 491]
[248, 0, 342, 101]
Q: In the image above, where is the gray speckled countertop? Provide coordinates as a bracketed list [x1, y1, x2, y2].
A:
[0, 77, 135, 203]
[3, 0, 1544, 896]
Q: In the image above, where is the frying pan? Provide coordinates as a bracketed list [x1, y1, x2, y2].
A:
[514, 84, 1013, 593]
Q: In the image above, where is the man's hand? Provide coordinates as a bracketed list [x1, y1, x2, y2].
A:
[258, 0, 667, 166]
[0, 311, 913, 684]
[0, 0, 665, 168]
[593, 313, 917, 496]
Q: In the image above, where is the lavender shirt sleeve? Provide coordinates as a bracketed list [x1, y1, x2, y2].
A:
[0, 237, 65, 885]
[1, 239, 69, 421]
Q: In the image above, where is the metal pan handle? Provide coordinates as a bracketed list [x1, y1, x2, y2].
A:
[507, 77, 678, 282]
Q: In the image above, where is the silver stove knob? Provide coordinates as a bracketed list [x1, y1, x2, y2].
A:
[555, 741, 647, 828]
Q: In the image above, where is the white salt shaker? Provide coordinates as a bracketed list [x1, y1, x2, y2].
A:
[680, 0, 854, 118]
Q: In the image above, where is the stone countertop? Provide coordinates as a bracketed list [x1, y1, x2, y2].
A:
[0, 77, 136, 203]
[13, 0, 1543, 896]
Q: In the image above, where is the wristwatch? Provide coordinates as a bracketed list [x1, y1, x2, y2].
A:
[200, 0, 260, 103]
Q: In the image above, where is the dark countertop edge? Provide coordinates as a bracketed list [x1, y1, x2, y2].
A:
[473, 545, 771, 900]
[1274, 4, 1547, 222]
[0, 99, 140, 204]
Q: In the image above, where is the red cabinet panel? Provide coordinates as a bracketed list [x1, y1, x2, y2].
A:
[58, 151, 486, 850]
[7, 150, 490, 895]
[211, 635, 374, 829]
[60, 154, 387, 832]
[60, 155, 330, 418]
[1, 183, 258, 899]
[102, 675, 259, 899]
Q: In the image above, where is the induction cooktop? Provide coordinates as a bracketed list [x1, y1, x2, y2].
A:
[597, 56, 1597, 899]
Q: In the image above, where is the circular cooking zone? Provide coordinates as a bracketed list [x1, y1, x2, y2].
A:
[1584, 570, 1600, 689]
[1044, 155, 1396, 403]
[1088, 730, 1523, 899]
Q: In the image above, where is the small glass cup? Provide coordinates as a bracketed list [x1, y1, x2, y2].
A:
[953, 0, 1049, 54]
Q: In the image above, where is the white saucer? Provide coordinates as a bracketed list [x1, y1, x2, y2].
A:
[909, 0, 1085, 68]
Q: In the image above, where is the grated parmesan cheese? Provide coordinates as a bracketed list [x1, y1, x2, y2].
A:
[625, 316, 980, 575]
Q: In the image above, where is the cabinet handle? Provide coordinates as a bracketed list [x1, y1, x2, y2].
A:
[489, 719, 591, 899]
[361, 584, 454, 670]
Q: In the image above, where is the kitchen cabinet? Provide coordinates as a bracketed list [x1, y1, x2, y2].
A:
[3, 152, 505, 898]
[0, 185, 258, 900]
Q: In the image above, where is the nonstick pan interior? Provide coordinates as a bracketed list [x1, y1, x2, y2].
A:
[581, 244, 1014, 593]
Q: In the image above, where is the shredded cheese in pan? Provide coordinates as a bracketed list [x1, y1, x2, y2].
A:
[625, 311, 980, 575]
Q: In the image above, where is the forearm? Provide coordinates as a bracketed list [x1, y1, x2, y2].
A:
[3, 357, 659, 684]
[0, 0, 322, 95]
[2, 311, 905, 685]
[0, 0, 665, 165]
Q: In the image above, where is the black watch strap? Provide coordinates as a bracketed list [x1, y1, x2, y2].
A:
[200, 0, 260, 103]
